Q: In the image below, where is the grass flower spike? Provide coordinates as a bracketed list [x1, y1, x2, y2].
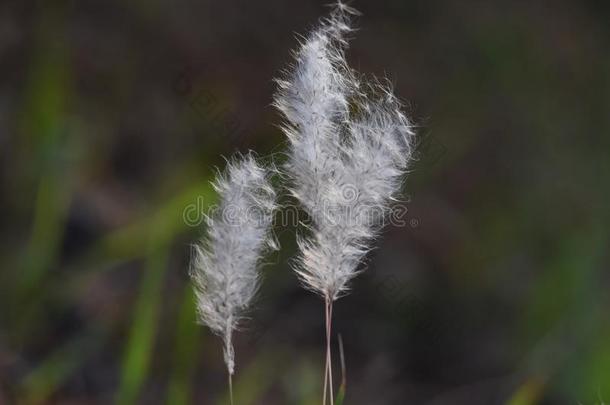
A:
[273, 2, 415, 402]
[190, 154, 277, 401]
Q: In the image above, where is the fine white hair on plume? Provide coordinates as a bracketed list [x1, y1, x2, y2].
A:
[189, 153, 278, 376]
[273, 2, 415, 301]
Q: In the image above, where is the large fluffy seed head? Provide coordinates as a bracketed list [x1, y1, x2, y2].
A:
[190, 154, 277, 374]
[274, 3, 415, 301]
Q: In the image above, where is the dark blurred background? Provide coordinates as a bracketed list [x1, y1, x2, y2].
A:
[1, 0, 609, 404]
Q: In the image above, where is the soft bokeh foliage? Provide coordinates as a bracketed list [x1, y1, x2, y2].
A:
[0, 0, 608, 404]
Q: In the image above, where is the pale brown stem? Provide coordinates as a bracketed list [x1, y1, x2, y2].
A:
[322, 296, 334, 405]
[323, 299, 329, 405]
[228, 370, 234, 405]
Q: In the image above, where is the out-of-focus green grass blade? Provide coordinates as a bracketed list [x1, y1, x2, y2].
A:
[106, 179, 214, 404]
[14, 3, 70, 298]
[524, 224, 605, 342]
[505, 378, 545, 405]
[335, 333, 346, 405]
[521, 224, 608, 399]
[19, 329, 105, 405]
[9, 5, 77, 343]
[215, 351, 281, 405]
[166, 286, 203, 405]
[575, 323, 610, 403]
[21, 171, 71, 293]
[280, 355, 320, 405]
[20, 5, 69, 148]
[115, 242, 169, 405]
[14, 179, 215, 404]
[335, 384, 346, 405]
[80, 180, 214, 265]
[56, 180, 215, 298]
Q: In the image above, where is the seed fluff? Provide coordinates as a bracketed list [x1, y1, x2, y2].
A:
[190, 153, 277, 375]
[273, 2, 416, 301]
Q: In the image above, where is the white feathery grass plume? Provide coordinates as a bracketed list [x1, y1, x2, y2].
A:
[273, 3, 415, 403]
[274, 2, 415, 302]
[189, 153, 277, 386]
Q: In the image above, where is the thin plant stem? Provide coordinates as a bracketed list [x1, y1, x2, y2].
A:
[228, 370, 234, 405]
[323, 300, 328, 405]
[328, 300, 334, 405]
[323, 296, 334, 405]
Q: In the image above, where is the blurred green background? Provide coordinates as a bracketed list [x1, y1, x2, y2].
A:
[0, 0, 609, 404]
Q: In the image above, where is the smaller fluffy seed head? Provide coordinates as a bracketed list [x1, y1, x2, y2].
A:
[190, 153, 278, 374]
